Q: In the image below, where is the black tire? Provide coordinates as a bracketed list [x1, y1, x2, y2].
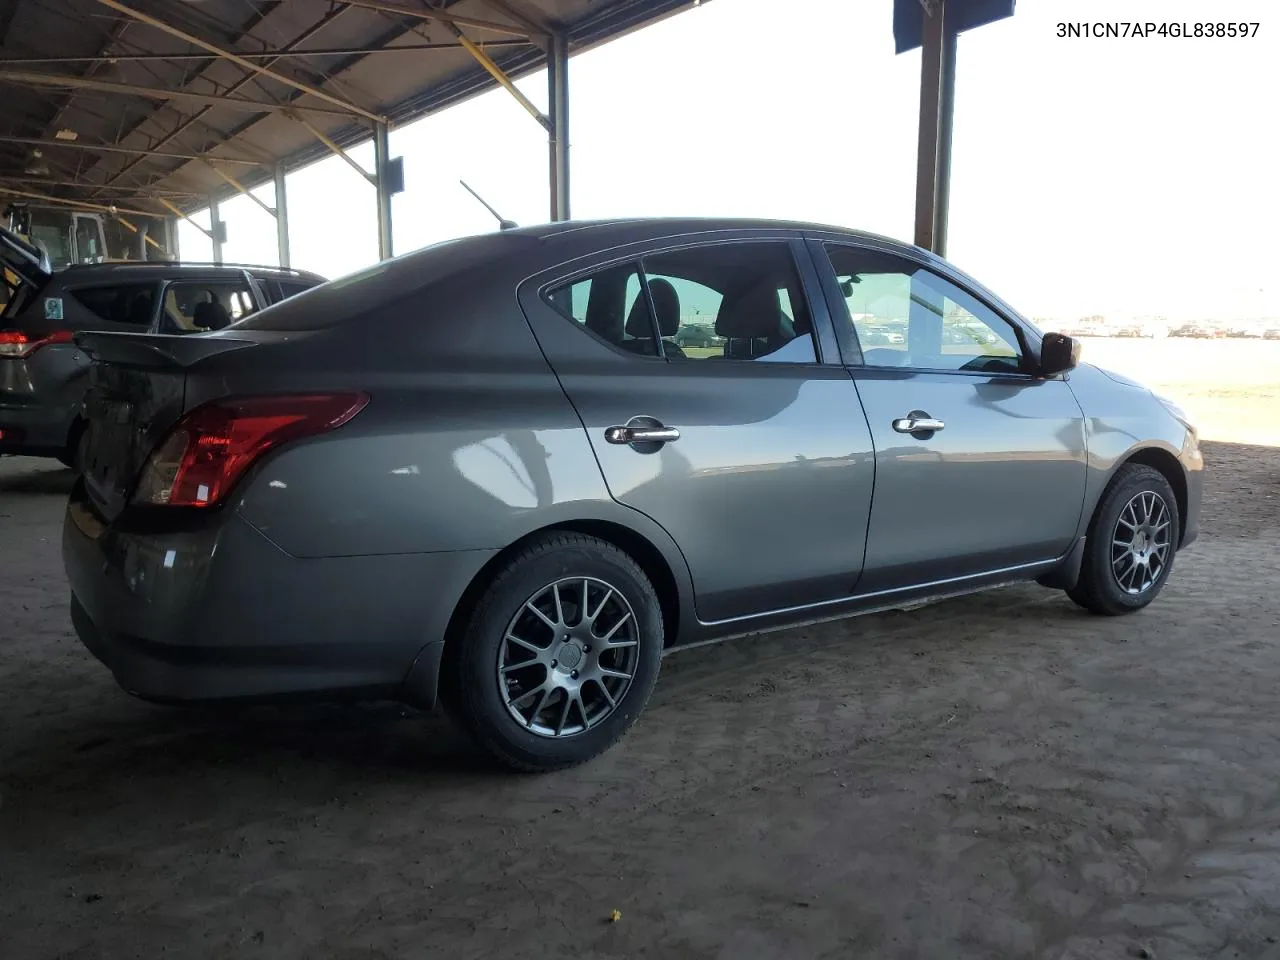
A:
[1067, 464, 1180, 616]
[445, 532, 664, 772]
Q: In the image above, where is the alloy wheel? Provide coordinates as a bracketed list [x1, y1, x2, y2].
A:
[497, 577, 640, 738]
[1110, 490, 1173, 595]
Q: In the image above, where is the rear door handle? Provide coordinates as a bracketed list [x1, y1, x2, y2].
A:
[892, 415, 945, 434]
[605, 424, 681, 445]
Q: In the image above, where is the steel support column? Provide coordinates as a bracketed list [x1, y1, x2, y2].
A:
[913, 0, 956, 255]
[209, 195, 224, 264]
[547, 30, 570, 222]
[274, 167, 291, 269]
[373, 121, 394, 261]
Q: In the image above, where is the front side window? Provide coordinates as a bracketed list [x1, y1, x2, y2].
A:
[161, 280, 257, 333]
[825, 245, 1023, 374]
[70, 283, 157, 326]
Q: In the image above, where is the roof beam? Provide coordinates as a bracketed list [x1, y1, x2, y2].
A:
[334, 0, 540, 39]
[91, 5, 353, 193]
[0, 133, 260, 166]
[0, 185, 161, 218]
[442, 23, 550, 131]
[0, 40, 529, 65]
[0, 69, 356, 117]
[0, 175, 193, 197]
[199, 160, 277, 217]
[157, 197, 212, 238]
[289, 114, 375, 185]
[92, 0, 384, 123]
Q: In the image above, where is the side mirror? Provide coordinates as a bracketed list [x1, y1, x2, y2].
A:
[1039, 332, 1081, 377]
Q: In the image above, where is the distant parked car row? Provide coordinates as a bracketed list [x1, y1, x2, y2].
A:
[0, 225, 325, 467]
[1050, 323, 1278, 340]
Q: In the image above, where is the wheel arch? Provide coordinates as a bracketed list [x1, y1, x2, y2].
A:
[1116, 445, 1189, 545]
[436, 517, 692, 706]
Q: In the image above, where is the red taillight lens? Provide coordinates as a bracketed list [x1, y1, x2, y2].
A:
[133, 393, 369, 508]
[0, 329, 74, 358]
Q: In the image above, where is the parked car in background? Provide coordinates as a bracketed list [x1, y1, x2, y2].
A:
[1115, 325, 1147, 338]
[861, 323, 904, 345]
[674, 323, 717, 348]
[0, 226, 324, 467]
[62, 217, 1202, 772]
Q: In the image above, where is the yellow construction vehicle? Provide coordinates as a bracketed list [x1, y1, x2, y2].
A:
[1, 203, 175, 307]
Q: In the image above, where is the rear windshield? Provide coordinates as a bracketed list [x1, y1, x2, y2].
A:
[230, 233, 532, 332]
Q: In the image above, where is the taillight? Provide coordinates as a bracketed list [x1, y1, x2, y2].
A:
[132, 393, 369, 508]
[0, 329, 74, 358]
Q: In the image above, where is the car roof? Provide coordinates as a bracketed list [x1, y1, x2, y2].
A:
[54, 261, 327, 283]
[508, 216, 907, 248]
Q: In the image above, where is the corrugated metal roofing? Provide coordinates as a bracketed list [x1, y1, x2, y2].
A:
[0, 0, 697, 212]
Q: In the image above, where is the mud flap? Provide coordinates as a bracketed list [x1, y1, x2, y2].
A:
[1036, 536, 1086, 590]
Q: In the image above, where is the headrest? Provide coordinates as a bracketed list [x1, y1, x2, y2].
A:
[126, 293, 152, 325]
[192, 300, 231, 331]
[625, 278, 681, 338]
[715, 281, 792, 340]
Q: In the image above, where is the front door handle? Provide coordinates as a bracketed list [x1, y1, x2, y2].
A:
[892, 414, 945, 434]
[605, 424, 681, 445]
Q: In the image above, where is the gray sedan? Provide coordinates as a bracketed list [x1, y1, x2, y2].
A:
[62, 218, 1203, 771]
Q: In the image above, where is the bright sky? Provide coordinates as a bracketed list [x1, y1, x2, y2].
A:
[180, 0, 1280, 324]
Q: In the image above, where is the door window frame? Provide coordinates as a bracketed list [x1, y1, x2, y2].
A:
[157, 273, 261, 333]
[534, 233, 844, 367]
[804, 235, 1047, 379]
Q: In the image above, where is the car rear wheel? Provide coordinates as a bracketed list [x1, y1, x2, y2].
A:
[1067, 463, 1179, 615]
[446, 532, 664, 772]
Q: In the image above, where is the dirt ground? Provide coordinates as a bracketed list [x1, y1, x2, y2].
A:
[3, 351, 1280, 958]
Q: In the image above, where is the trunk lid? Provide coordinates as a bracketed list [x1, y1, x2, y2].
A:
[1, 225, 51, 287]
[76, 331, 261, 520]
[1, 225, 52, 325]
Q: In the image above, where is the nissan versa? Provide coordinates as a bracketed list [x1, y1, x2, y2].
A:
[62, 219, 1203, 771]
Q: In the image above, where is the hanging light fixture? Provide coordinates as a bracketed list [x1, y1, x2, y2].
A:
[24, 149, 50, 177]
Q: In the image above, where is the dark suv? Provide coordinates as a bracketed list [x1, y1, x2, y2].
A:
[0, 227, 324, 466]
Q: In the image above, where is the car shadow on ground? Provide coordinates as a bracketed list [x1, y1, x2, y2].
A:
[0, 461, 76, 496]
[3, 583, 1073, 828]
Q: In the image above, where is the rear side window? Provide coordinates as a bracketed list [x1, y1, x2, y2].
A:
[70, 283, 157, 326]
[161, 280, 257, 333]
[547, 242, 818, 364]
[546, 262, 664, 356]
[277, 281, 315, 299]
[643, 243, 816, 363]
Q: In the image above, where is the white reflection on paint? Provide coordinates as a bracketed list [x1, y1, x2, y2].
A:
[452, 438, 537, 509]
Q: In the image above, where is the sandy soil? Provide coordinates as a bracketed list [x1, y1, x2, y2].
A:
[2, 356, 1280, 957]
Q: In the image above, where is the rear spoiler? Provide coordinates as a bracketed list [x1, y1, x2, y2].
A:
[75, 330, 260, 369]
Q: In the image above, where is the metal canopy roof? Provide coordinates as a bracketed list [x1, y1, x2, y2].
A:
[0, 0, 696, 213]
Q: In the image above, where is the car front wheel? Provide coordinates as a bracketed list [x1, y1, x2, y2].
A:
[446, 532, 664, 772]
[1067, 463, 1180, 615]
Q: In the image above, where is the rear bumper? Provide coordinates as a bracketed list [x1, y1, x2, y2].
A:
[62, 483, 495, 707]
[0, 397, 75, 457]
